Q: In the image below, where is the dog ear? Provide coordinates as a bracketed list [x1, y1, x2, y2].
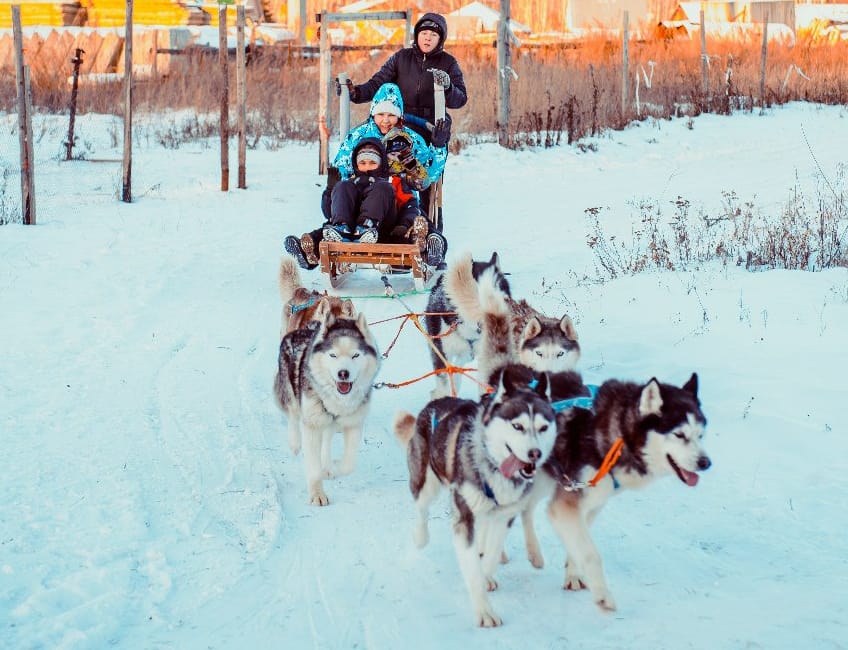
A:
[314, 297, 332, 323]
[521, 317, 542, 343]
[484, 367, 509, 413]
[489, 251, 500, 268]
[341, 298, 356, 318]
[682, 372, 698, 396]
[355, 312, 379, 352]
[639, 379, 664, 416]
[534, 371, 551, 400]
[560, 314, 578, 340]
[496, 363, 533, 392]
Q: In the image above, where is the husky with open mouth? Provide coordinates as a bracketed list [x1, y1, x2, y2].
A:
[274, 268, 380, 506]
[522, 370, 712, 612]
[393, 366, 557, 627]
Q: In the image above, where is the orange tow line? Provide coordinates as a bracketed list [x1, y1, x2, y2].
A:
[587, 438, 624, 487]
[370, 311, 494, 396]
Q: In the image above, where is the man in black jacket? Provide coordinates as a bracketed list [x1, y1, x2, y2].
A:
[341, 12, 467, 218]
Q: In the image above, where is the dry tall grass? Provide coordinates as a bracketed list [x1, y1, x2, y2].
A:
[1, 35, 847, 149]
[2, 34, 847, 270]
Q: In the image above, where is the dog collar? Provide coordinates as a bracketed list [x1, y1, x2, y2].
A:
[289, 296, 318, 314]
[551, 384, 599, 413]
[611, 471, 620, 490]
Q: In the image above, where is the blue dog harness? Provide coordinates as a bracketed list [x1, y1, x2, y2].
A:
[551, 384, 599, 413]
[289, 296, 318, 314]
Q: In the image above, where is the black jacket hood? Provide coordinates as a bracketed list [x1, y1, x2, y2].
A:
[414, 13, 448, 54]
[352, 137, 389, 178]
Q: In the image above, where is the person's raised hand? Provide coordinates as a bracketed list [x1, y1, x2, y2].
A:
[429, 68, 450, 89]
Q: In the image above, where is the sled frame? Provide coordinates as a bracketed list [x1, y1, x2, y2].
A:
[319, 240, 429, 290]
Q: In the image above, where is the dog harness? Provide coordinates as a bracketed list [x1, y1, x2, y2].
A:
[547, 385, 624, 492]
[551, 384, 599, 413]
[554, 439, 623, 492]
[289, 296, 318, 314]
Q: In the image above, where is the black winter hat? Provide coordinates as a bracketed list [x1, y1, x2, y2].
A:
[414, 13, 447, 41]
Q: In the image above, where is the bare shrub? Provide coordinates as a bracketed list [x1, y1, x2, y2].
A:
[587, 170, 848, 278]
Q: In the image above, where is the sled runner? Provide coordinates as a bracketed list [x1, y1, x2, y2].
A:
[317, 72, 446, 288]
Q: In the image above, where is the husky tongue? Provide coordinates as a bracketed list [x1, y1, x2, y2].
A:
[680, 467, 699, 487]
[499, 454, 525, 478]
[668, 455, 700, 486]
[336, 381, 353, 395]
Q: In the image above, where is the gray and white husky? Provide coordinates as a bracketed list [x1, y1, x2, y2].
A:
[445, 253, 580, 391]
[521, 370, 712, 612]
[393, 367, 557, 627]
[274, 296, 380, 506]
[424, 252, 510, 399]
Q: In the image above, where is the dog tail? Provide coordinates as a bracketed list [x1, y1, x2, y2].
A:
[444, 253, 510, 323]
[393, 411, 417, 448]
[278, 257, 302, 305]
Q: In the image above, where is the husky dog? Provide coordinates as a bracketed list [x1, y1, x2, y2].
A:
[445, 253, 580, 391]
[424, 252, 511, 399]
[530, 372, 711, 611]
[278, 257, 356, 337]
[274, 261, 380, 506]
[393, 367, 557, 627]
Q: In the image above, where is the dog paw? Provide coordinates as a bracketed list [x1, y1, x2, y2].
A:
[564, 576, 586, 591]
[309, 489, 330, 506]
[476, 608, 502, 628]
[595, 591, 617, 612]
[485, 577, 499, 592]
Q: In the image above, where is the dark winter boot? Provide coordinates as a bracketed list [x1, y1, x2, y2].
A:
[426, 231, 447, 267]
[300, 233, 319, 266]
[323, 224, 350, 243]
[410, 215, 428, 251]
[355, 219, 378, 244]
[284, 235, 316, 270]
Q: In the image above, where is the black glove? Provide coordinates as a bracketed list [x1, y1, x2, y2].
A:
[326, 166, 341, 190]
[390, 225, 409, 241]
[334, 78, 357, 100]
[429, 68, 450, 89]
[430, 118, 451, 148]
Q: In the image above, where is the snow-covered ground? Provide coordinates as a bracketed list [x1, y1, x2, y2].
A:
[1, 103, 846, 649]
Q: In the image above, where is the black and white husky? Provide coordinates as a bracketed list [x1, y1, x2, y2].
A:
[424, 252, 511, 398]
[274, 298, 380, 506]
[523, 370, 712, 611]
[393, 367, 557, 627]
[445, 253, 580, 392]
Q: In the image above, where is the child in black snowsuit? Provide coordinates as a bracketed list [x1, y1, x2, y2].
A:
[323, 138, 396, 243]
